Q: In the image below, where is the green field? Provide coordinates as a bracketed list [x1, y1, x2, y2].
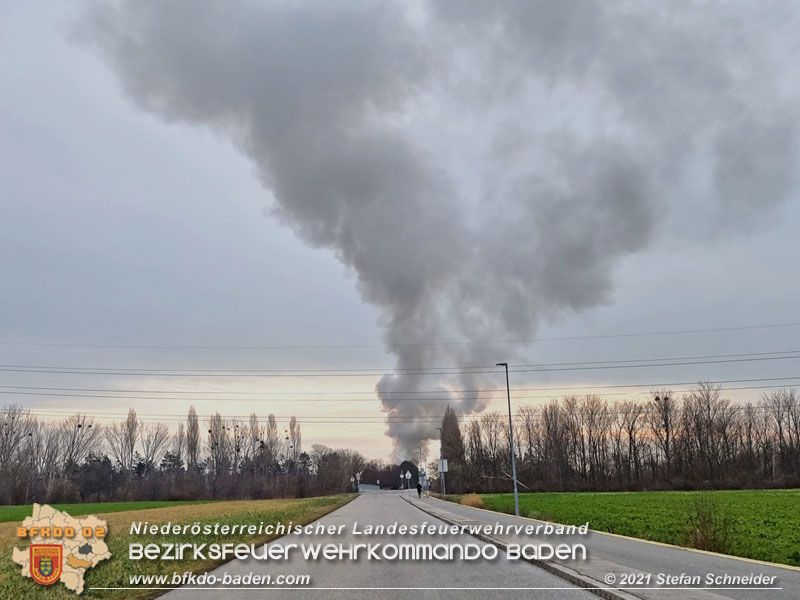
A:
[1, 494, 353, 599]
[0, 500, 216, 523]
[452, 489, 800, 567]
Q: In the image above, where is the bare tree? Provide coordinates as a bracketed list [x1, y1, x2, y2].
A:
[186, 406, 200, 471]
[60, 414, 101, 471]
[263, 413, 280, 469]
[105, 409, 139, 472]
[479, 412, 504, 481]
[288, 416, 302, 461]
[28, 419, 61, 501]
[649, 390, 676, 478]
[246, 413, 263, 473]
[0, 406, 33, 503]
[173, 422, 186, 466]
[620, 400, 643, 480]
[141, 422, 170, 472]
[207, 413, 232, 497]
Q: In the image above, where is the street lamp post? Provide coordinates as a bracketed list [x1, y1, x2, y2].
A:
[497, 362, 520, 517]
[436, 427, 446, 496]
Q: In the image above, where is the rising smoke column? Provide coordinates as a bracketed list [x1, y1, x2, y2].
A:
[78, 1, 799, 457]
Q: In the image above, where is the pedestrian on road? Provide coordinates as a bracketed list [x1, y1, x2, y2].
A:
[416, 482, 422, 498]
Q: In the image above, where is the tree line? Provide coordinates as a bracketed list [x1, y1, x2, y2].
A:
[0, 406, 370, 505]
[4, 382, 799, 504]
[437, 384, 800, 493]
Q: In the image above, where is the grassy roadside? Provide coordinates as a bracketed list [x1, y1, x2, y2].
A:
[2, 494, 354, 599]
[436, 489, 800, 567]
[0, 501, 216, 523]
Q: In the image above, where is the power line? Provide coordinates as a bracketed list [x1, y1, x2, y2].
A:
[2, 320, 798, 349]
[2, 353, 800, 377]
[1, 381, 798, 403]
[1, 347, 799, 374]
[513, 354, 800, 373]
[0, 389, 614, 402]
[516, 349, 800, 368]
[0, 363, 485, 374]
[2, 375, 800, 396]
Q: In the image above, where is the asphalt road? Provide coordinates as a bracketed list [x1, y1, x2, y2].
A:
[162, 491, 594, 599]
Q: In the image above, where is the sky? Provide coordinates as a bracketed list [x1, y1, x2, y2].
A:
[1, 1, 800, 461]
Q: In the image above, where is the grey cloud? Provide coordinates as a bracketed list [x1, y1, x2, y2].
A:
[714, 110, 798, 221]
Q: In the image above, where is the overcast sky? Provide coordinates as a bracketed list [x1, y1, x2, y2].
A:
[2, 1, 799, 460]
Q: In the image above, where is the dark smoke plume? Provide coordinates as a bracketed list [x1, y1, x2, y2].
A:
[78, 1, 799, 457]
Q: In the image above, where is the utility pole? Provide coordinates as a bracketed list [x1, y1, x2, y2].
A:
[497, 362, 520, 517]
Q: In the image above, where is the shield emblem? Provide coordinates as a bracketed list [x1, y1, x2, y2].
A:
[40, 557, 52, 576]
[30, 544, 62, 586]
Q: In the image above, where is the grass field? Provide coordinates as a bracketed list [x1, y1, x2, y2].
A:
[0, 500, 216, 523]
[1, 494, 353, 599]
[447, 489, 800, 567]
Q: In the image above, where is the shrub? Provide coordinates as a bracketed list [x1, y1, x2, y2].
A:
[460, 494, 486, 509]
[686, 492, 733, 554]
[46, 478, 81, 504]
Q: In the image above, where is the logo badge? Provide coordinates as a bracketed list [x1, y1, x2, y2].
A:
[30, 544, 62, 586]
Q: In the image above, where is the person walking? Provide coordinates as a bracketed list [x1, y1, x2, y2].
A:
[416, 482, 422, 499]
